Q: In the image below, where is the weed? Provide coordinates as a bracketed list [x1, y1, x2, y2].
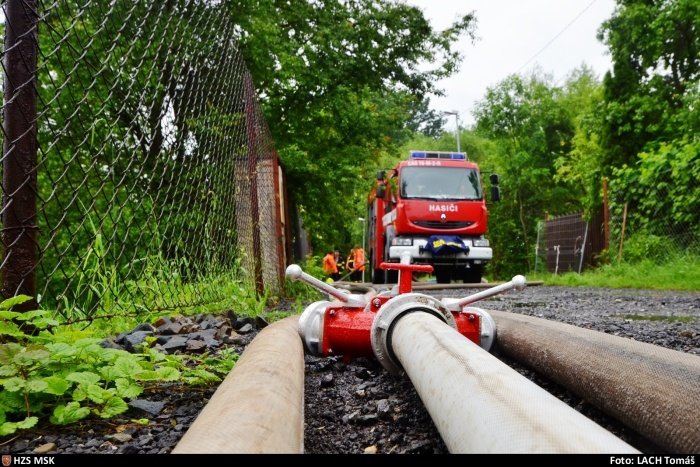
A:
[0, 296, 239, 436]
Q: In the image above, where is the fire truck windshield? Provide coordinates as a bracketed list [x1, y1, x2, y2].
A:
[400, 166, 482, 200]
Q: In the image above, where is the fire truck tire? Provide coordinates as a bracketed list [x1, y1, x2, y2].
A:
[370, 251, 385, 284]
[435, 268, 451, 284]
[462, 265, 483, 284]
[372, 268, 385, 284]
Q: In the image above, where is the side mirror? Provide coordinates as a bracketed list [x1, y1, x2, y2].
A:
[490, 186, 501, 203]
[376, 170, 385, 181]
[376, 184, 386, 198]
[489, 173, 500, 185]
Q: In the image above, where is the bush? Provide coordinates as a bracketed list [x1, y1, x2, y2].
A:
[622, 231, 670, 263]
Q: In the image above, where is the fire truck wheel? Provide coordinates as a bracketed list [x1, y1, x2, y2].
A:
[462, 265, 483, 284]
[372, 268, 385, 284]
[435, 268, 451, 284]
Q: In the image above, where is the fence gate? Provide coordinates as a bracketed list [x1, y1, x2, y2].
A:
[544, 212, 605, 274]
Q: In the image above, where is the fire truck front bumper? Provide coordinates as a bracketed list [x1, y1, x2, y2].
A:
[388, 238, 493, 264]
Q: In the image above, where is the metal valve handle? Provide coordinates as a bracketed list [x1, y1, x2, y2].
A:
[443, 275, 527, 311]
[379, 261, 434, 294]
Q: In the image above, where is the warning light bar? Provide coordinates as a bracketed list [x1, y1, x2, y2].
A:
[410, 151, 467, 160]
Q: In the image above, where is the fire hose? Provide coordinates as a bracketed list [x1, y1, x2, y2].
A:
[289, 259, 638, 453]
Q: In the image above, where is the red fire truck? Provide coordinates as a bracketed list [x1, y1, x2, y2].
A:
[367, 150, 499, 284]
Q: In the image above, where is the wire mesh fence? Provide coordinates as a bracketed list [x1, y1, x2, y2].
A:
[608, 184, 699, 264]
[1, 0, 289, 323]
[537, 172, 698, 275]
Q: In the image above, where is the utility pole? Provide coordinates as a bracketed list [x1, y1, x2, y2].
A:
[442, 111, 461, 153]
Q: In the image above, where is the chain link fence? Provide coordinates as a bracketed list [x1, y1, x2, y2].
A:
[1, 0, 290, 322]
[608, 185, 699, 264]
[537, 172, 699, 274]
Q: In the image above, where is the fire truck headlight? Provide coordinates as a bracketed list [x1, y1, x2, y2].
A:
[472, 238, 490, 247]
[392, 238, 413, 246]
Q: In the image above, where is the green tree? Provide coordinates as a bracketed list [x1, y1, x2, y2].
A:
[474, 73, 579, 276]
[598, 0, 699, 255]
[554, 66, 606, 217]
[228, 0, 476, 252]
[612, 139, 700, 256]
[405, 98, 448, 138]
[598, 0, 700, 166]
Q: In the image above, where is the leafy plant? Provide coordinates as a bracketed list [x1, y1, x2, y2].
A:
[611, 139, 700, 253]
[179, 348, 239, 386]
[622, 231, 669, 263]
[0, 296, 239, 436]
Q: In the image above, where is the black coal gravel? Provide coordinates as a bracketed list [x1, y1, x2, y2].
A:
[5, 286, 699, 454]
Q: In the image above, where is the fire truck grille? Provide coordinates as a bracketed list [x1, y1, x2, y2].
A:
[413, 220, 474, 229]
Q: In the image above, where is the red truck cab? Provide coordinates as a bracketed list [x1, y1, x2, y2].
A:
[368, 150, 498, 284]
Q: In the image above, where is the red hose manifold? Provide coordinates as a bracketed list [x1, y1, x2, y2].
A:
[290, 263, 509, 362]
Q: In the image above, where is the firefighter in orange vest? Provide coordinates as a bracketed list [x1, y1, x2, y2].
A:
[323, 250, 339, 281]
[350, 244, 365, 282]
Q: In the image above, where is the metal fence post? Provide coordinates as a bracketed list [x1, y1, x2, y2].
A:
[603, 177, 610, 250]
[244, 72, 264, 296]
[272, 152, 286, 284]
[578, 222, 589, 274]
[2, 0, 39, 308]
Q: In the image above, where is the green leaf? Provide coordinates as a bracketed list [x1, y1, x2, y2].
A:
[45, 342, 77, 358]
[50, 402, 90, 425]
[143, 347, 167, 363]
[100, 365, 119, 382]
[13, 349, 50, 366]
[155, 366, 180, 382]
[26, 378, 49, 393]
[66, 371, 101, 386]
[84, 345, 111, 361]
[2, 377, 26, 392]
[72, 384, 87, 402]
[14, 310, 50, 321]
[134, 370, 159, 381]
[73, 338, 104, 349]
[0, 295, 33, 310]
[0, 389, 26, 410]
[0, 321, 24, 338]
[31, 317, 60, 329]
[86, 384, 114, 404]
[115, 378, 143, 399]
[99, 347, 127, 364]
[0, 310, 21, 320]
[15, 416, 38, 429]
[182, 369, 220, 385]
[99, 396, 128, 418]
[113, 356, 143, 378]
[0, 365, 18, 377]
[0, 421, 18, 436]
[0, 343, 22, 365]
[42, 376, 71, 395]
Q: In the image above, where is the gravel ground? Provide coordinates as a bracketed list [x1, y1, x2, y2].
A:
[4, 285, 699, 454]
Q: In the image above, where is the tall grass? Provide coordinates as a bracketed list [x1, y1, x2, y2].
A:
[533, 253, 700, 291]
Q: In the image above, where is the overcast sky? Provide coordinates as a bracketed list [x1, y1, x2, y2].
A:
[405, 0, 617, 127]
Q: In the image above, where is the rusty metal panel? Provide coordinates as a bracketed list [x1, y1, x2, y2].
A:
[545, 212, 605, 274]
